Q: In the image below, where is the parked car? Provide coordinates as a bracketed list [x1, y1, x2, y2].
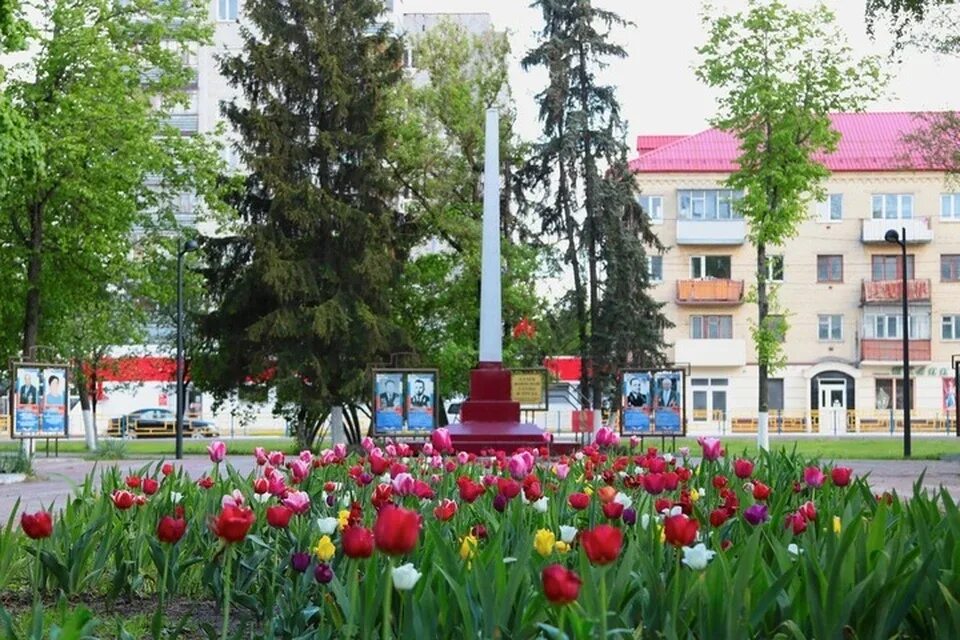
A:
[106, 408, 219, 438]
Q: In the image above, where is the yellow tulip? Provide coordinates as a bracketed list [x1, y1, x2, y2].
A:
[689, 489, 701, 503]
[833, 516, 842, 534]
[460, 534, 478, 561]
[314, 535, 336, 561]
[584, 486, 594, 497]
[554, 540, 570, 554]
[337, 509, 350, 531]
[534, 529, 556, 557]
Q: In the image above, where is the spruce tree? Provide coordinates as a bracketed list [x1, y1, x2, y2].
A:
[196, 0, 408, 448]
[522, 0, 669, 409]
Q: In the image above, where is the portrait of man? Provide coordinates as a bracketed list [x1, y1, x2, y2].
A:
[626, 377, 647, 408]
[379, 379, 401, 408]
[656, 376, 680, 408]
[410, 379, 431, 408]
[18, 372, 38, 406]
[44, 375, 65, 405]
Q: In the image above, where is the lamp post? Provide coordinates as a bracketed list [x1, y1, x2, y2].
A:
[884, 228, 911, 458]
[176, 238, 200, 460]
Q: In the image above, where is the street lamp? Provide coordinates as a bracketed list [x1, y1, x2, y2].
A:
[176, 238, 200, 460]
[884, 227, 911, 458]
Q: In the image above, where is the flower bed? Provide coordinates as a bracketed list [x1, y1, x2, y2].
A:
[2, 430, 959, 639]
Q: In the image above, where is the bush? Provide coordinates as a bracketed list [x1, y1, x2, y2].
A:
[0, 450, 32, 475]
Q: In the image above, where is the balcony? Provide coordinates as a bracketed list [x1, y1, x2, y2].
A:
[862, 217, 933, 243]
[860, 339, 932, 362]
[676, 218, 747, 245]
[674, 338, 746, 367]
[676, 279, 744, 305]
[861, 278, 931, 304]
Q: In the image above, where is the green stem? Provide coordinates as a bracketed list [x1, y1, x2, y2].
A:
[599, 567, 608, 639]
[159, 545, 171, 612]
[382, 561, 394, 640]
[221, 547, 233, 640]
[33, 540, 42, 605]
[557, 605, 566, 639]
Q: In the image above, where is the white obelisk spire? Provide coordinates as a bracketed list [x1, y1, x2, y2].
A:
[478, 108, 502, 363]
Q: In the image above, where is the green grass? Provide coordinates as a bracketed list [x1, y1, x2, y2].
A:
[0, 437, 296, 458]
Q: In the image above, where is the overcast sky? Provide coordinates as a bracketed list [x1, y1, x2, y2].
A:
[400, 0, 960, 145]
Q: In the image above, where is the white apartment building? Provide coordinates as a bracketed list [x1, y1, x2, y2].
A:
[631, 112, 960, 436]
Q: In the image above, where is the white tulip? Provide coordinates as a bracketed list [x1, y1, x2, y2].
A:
[613, 492, 633, 509]
[681, 543, 716, 571]
[559, 525, 578, 544]
[317, 517, 339, 534]
[532, 497, 549, 513]
[640, 514, 652, 530]
[663, 453, 675, 464]
[787, 543, 804, 558]
[503, 557, 517, 564]
[252, 493, 271, 504]
[170, 492, 183, 504]
[392, 563, 422, 591]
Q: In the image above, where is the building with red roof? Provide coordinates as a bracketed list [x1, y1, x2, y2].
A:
[631, 112, 959, 435]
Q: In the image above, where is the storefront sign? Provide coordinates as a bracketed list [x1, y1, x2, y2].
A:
[510, 369, 548, 410]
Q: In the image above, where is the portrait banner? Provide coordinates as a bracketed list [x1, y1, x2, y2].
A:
[373, 371, 404, 432]
[406, 372, 436, 432]
[11, 362, 70, 438]
[619, 368, 685, 436]
[621, 371, 652, 434]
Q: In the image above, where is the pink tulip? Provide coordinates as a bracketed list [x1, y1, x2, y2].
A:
[803, 466, 825, 488]
[542, 432, 553, 443]
[361, 436, 376, 452]
[595, 427, 618, 448]
[421, 442, 434, 457]
[321, 450, 337, 465]
[290, 459, 310, 483]
[385, 444, 397, 457]
[208, 440, 226, 463]
[697, 437, 722, 461]
[508, 454, 529, 480]
[554, 463, 570, 480]
[457, 451, 469, 465]
[268, 451, 285, 466]
[299, 450, 313, 464]
[254, 447, 267, 465]
[431, 427, 453, 453]
[333, 443, 347, 460]
[430, 454, 443, 469]
[268, 474, 287, 496]
[629, 436, 640, 449]
[391, 472, 415, 496]
[282, 490, 311, 514]
[221, 489, 244, 508]
[396, 443, 413, 457]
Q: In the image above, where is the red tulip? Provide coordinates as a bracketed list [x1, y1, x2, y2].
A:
[799, 501, 817, 522]
[709, 508, 729, 528]
[197, 476, 214, 490]
[643, 473, 665, 495]
[662, 471, 680, 491]
[752, 481, 771, 501]
[125, 475, 141, 489]
[372, 483, 394, 510]
[664, 514, 698, 547]
[20, 511, 53, 539]
[161, 463, 174, 477]
[433, 499, 458, 521]
[602, 501, 624, 520]
[831, 466, 853, 487]
[655, 498, 673, 513]
[142, 478, 159, 496]
[111, 490, 135, 510]
[733, 459, 754, 479]
[210, 505, 256, 543]
[785, 511, 807, 535]
[373, 505, 420, 555]
[581, 524, 623, 565]
[157, 515, 186, 543]
[253, 477, 269, 494]
[676, 467, 692, 483]
[542, 564, 582, 604]
[342, 526, 375, 558]
[266, 505, 294, 529]
[497, 478, 521, 499]
[457, 477, 485, 503]
[712, 475, 729, 489]
[568, 493, 590, 510]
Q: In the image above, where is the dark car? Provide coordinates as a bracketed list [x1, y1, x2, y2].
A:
[106, 408, 219, 438]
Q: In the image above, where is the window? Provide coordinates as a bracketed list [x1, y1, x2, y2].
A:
[690, 315, 733, 339]
[817, 255, 843, 282]
[767, 379, 785, 411]
[647, 255, 663, 282]
[816, 194, 843, 221]
[690, 255, 731, 279]
[218, 0, 239, 21]
[943, 315, 960, 340]
[942, 255, 960, 282]
[872, 255, 915, 281]
[765, 315, 787, 343]
[871, 194, 914, 220]
[638, 195, 664, 223]
[863, 312, 931, 339]
[875, 379, 914, 410]
[818, 314, 842, 341]
[766, 255, 784, 282]
[941, 194, 960, 220]
[677, 190, 744, 220]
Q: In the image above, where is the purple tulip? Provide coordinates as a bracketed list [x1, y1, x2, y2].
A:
[314, 563, 334, 584]
[326, 494, 336, 508]
[358, 472, 374, 486]
[290, 552, 311, 573]
[803, 466, 826, 488]
[493, 493, 508, 513]
[622, 507, 637, 526]
[744, 504, 769, 526]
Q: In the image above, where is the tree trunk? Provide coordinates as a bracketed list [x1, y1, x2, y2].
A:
[578, 43, 601, 411]
[757, 241, 770, 450]
[22, 203, 43, 358]
[330, 406, 345, 447]
[77, 375, 98, 451]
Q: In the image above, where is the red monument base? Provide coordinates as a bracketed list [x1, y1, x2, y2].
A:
[446, 362, 545, 454]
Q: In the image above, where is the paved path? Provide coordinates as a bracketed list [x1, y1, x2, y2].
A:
[2, 456, 959, 521]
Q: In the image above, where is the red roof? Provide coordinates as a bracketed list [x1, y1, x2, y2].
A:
[92, 357, 177, 382]
[629, 112, 948, 173]
[636, 135, 686, 154]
